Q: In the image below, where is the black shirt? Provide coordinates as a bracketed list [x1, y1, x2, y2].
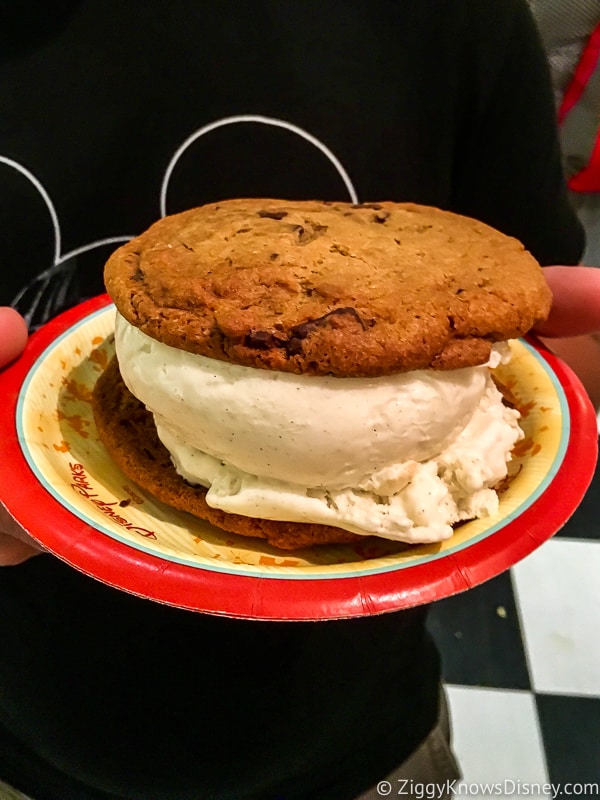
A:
[0, 2, 584, 799]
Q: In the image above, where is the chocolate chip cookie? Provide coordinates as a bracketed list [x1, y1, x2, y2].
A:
[104, 199, 551, 376]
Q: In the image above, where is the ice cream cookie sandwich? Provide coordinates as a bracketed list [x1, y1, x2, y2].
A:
[93, 199, 551, 550]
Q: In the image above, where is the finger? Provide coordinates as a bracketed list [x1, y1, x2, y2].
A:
[536, 266, 600, 337]
[0, 307, 29, 367]
[0, 502, 45, 551]
[0, 530, 43, 566]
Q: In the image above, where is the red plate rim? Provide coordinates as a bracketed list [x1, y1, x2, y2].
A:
[1, 295, 597, 620]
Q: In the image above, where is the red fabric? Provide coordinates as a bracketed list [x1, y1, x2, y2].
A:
[559, 21, 600, 192]
[558, 21, 600, 124]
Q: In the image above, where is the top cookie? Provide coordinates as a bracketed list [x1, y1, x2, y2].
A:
[104, 199, 552, 377]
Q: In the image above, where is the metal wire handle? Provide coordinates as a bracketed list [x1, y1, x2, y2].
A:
[10, 259, 79, 331]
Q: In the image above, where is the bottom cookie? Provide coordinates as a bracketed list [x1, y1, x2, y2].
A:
[92, 356, 366, 550]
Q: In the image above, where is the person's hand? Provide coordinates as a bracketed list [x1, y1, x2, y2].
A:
[0, 306, 28, 364]
[536, 266, 600, 411]
[0, 515, 46, 565]
[536, 266, 600, 337]
[0, 307, 46, 565]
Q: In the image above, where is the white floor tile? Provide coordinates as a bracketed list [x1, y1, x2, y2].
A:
[511, 538, 600, 696]
[0, 781, 34, 800]
[446, 685, 548, 785]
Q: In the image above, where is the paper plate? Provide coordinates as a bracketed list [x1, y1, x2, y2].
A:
[1, 295, 597, 620]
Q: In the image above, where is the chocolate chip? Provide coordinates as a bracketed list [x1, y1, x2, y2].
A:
[329, 243, 351, 256]
[257, 210, 289, 220]
[286, 222, 329, 245]
[245, 308, 366, 359]
[132, 267, 145, 282]
[291, 307, 366, 339]
[245, 330, 284, 349]
[235, 227, 251, 234]
[119, 498, 132, 508]
[244, 306, 367, 356]
[269, 252, 279, 260]
[352, 202, 382, 210]
[374, 211, 390, 223]
[286, 337, 304, 356]
[289, 320, 313, 341]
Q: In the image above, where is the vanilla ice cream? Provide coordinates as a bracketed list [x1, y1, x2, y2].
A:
[114, 312, 523, 543]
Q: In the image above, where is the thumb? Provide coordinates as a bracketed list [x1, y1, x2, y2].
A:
[0, 307, 28, 367]
[535, 266, 600, 337]
[0, 503, 45, 566]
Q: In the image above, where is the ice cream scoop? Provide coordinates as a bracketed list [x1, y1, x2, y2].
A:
[114, 312, 522, 542]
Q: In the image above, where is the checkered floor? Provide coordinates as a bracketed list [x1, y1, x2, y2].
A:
[428, 453, 600, 797]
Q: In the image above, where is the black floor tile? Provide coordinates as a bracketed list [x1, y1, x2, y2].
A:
[556, 451, 600, 541]
[536, 693, 600, 788]
[427, 570, 530, 690]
